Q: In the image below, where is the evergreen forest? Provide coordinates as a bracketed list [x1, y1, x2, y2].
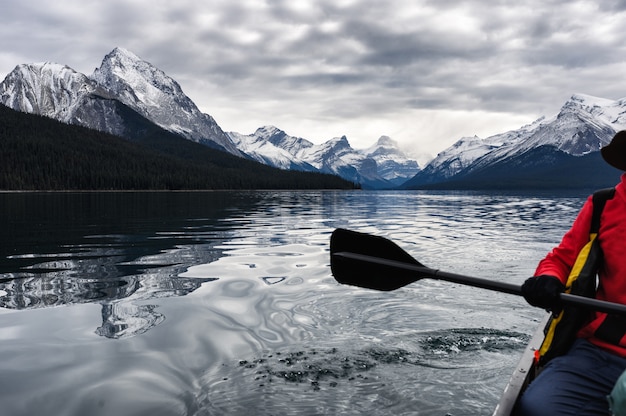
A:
[0, 104, 356, 190]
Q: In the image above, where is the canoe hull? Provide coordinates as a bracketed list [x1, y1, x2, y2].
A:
[492, 314, 550, 415]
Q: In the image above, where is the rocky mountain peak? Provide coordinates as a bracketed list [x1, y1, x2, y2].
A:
[375, 135, 396, 147]
[92, 47, 185, 104]
[0, 48, 420, 188]
[90, 48, 241, 155]
[0, 62, 100, 121]
[255, 125, 286, 141]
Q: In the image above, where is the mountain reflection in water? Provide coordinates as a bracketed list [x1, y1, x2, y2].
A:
[0, 271, 217, 338]
[0, 189, 589, 415]
[0, 191, 255, 338]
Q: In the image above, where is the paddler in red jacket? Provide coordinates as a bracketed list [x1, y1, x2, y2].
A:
[518, 130, 626, 415]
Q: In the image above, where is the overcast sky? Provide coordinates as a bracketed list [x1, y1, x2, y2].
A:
[2, 0, 626, 163]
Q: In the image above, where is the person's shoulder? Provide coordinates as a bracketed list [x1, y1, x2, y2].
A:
[592, 187, 616, 203]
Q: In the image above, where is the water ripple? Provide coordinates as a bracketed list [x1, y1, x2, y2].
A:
[0, 190, 586, 416]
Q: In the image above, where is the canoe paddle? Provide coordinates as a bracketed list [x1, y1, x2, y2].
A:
[330, 228, 626, 316]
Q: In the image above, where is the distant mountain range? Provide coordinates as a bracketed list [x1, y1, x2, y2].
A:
[1, 47, 624, 190]
[403, 94, 625, 189]
[0, 48, 418, 189]
[229, 126, 419, 188]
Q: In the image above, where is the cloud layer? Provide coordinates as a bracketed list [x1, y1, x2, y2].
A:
[2, 0, 626, 160]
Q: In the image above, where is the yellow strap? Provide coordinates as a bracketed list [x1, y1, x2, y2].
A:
[565, 233, 598, 291]
[538, 233, 597, 357]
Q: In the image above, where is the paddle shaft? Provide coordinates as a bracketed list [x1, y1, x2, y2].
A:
[333, 251, 626, 316]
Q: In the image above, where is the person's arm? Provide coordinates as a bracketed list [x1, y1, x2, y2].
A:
[521, 196, 594, 311]
[534, 196, 595, 284]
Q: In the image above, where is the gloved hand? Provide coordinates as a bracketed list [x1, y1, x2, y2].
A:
[521, 275, 566, 312]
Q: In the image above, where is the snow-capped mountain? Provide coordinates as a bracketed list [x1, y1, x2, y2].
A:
[0, 48, 420, 188]
[0, 48, 242, 156]
[402, 94, 626, 189]
[362, 136, 421, 186]
[0, 62, 136, 138]
[1, 62, 96, 119]
[533, 93, 626, 155]
[258, 125, 315, 157]
[229, 126, 317, 172]
[410, 120, 543, 186]
[229, 127, 421, 189]
[3, 48, 623, 190]
[302, 135, 372, 185]
[91, 48, 241, 155]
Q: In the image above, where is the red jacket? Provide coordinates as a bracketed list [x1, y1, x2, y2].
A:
[535, 173, 626, 357]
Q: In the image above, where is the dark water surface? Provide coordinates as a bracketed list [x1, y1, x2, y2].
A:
[0, 190, 588, 415]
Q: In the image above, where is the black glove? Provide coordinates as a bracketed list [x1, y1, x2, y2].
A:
[521, 275, 565, 312]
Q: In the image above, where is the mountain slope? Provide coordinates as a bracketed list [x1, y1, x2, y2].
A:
[91, 48, 242, 155]
[0, 49, 242, 156]
[0, 104, 355, 190]
[0, 62, 137, 139]
[0, 49, 421, 189]
[403, 94, 626, 190]
[297, 135, 387, 189]
[230, 127, 420, 189]
[228, 126, 317, 172]
[362, 136, 420, 186]
[413, 146, 622, 190]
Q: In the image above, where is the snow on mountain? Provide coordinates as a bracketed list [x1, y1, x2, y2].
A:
[303, 135, 356, 168]
[422, 118, 543, 178]
[411, 94, 626, 185]
[509, 94, 625, 156]
[91, 48, 242, 155]
[0, 48, 242, 156]
[0, 62, 142, 138]
[255, 125, 315, 158]
[238, 130, 366, 182]
[362, 136, 420, 184]
[228, 127, 317, 171]
[230, 127, 421, 189]
[0, 48, 420, 188]
[1, 62, 95, 120]
[301, 135, 376, 186]
[463, 94, 625, 177]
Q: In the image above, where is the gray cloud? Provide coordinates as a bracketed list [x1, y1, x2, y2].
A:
[2, 0, 626, 159]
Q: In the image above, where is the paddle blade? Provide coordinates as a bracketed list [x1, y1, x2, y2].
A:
[330, 228, 426, 291]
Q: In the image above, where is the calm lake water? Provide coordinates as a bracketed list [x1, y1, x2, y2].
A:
[0, 190, 590, 415]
